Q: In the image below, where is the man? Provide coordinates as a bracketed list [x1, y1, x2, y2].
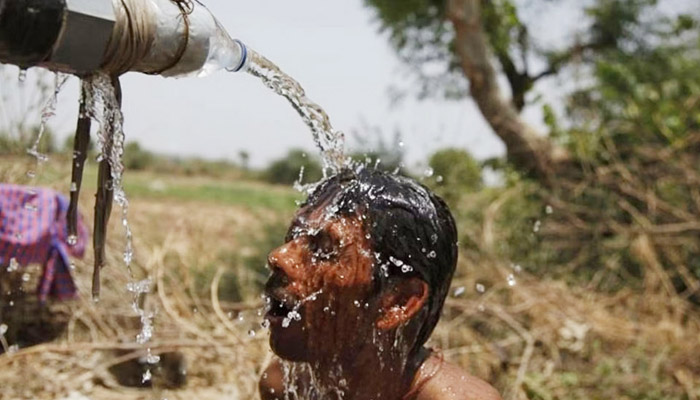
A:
[260, 167, 501, 400]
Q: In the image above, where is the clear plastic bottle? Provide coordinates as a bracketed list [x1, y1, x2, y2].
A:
[133, 0, 248, 77]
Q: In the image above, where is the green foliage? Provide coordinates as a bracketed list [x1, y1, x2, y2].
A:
[363, 0, 466, 98]
[122, 141, 155, 171]
[62, 134, 96, 155]
[425, 148, 482, 205]
[263, 149, 323, 185]
[364, 0, 693, 104]
[0, 126, 57, 155]
[566, 28, 700, 153]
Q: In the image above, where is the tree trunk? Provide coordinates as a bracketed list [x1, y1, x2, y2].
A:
[446, 0, 567, 184]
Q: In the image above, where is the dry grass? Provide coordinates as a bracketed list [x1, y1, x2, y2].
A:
[1, 158, 699, 399]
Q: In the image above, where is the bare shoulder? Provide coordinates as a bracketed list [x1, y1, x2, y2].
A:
[415, 356, 502, 400]
[259, 358, 285, 400]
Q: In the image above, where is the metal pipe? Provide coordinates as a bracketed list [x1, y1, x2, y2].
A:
[0, 0, 67, 67]
[0, 0, 248, 77]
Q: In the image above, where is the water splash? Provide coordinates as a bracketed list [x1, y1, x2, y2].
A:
[17, 68, 27, 83]
[83, 74, 156, 384]
[84, 74, 135, 275]
[244, 50, 346, 176]
[280, 289, 323, 329]
[7, 258, 19, 272]
[27, 73, 69, 163]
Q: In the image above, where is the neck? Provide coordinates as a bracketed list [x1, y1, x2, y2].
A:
[301, 338, 428, 400]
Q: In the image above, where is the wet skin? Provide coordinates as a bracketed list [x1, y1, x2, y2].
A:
[261, 204, 501, 399]
[264, 208, 377, 363]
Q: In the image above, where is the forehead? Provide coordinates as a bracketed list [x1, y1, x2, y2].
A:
[287, 201, 366, 239]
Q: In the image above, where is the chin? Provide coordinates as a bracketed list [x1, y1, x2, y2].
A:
[269, 323, 310, 362]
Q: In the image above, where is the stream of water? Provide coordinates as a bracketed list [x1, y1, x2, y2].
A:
[243, 50, 348, 177]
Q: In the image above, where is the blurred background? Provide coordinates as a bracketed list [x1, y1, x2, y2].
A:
[1, 0, 699, 399]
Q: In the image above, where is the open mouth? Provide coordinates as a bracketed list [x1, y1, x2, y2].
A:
[266, 295, 295, 318]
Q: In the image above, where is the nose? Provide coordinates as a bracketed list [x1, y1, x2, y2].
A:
[267, 238, 306, 280]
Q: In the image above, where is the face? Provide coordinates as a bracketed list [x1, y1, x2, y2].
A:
[264, 202, 378, 362]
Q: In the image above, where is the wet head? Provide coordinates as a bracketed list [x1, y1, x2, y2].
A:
[261, 167, 501, 399]
[265, 205, 377, 362]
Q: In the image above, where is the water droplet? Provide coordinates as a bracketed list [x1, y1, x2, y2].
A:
[0, 324, 7, 335]
[398, 141, 405, 148]
[401, 264, 413, 273]
[427, 251, 437, 259]
[145, 350, 160, 364]
[435, 175, 444, 183]
[7, 258, 19, 272]
[545, 205, 553, 215]
[67, 235, 78, 246]
[533, 220, 541, 233]
[453, 286, 466, 297]
[424, 167, 434, 178]
[389, 256, 404, 267]
[8, 301, 14, 307]
[69, 263, 76, 271]
[512, 264, 522, 273]
[70, 182, 78, 192]
[126, 279, 151, 294]
[430, 234, 438, 244]
[142, 369, 152, 383]
[475, 283, 486, 293]
[123, 247, 133, 265]
[21, 273, 30, 282]
[507, 274, 517, 287]
[261, 320, 270, 329]
[18, 69, 27, 82]
[248, 329, 256, 337]
[353, 300, 361, 308]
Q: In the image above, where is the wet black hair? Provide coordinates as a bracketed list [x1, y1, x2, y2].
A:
[300, 166, 458, 350]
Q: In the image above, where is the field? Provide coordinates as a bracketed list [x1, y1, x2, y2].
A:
[1, 156, 699, 400]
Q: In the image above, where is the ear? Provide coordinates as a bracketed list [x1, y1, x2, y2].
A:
[376, 277, 429, 331]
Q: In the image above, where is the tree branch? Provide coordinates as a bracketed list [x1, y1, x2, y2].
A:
[446, 0, 567, 183]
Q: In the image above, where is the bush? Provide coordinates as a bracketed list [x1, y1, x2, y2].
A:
[426, 148, 483, 205]
[122, 141, 155, 171]
[263, 149, 323, 185]
[0, 127, 57, 155]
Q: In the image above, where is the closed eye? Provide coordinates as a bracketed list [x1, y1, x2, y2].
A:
[310, 230, 338, 261]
